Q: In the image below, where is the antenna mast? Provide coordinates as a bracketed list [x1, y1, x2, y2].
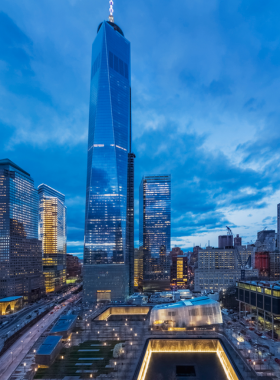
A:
[109, 0, 114, 22]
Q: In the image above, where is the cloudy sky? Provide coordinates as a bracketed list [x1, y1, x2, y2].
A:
[1, 0, 280, 258]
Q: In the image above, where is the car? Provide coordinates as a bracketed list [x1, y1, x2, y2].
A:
[261, 335, 268, 339]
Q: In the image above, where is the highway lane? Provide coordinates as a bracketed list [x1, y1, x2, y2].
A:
[0, 301, 53, 338]
[0, 293, 81, 380]
[0, 285, 80, 338]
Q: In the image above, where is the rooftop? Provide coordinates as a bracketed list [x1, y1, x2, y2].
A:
[0, 296, 23, 303]
[37, 335, 62, 355]
[97, 21, 124, 37]
[50, 314, 77, 333]
[0, 159, 30, 177]
[152, 296, 218, 310]
[238, 280, 280, 290]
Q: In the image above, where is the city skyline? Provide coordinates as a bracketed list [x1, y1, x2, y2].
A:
[1, 1, 280, 258]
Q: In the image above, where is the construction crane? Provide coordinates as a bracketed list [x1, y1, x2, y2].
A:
[226, 226, 233, 236]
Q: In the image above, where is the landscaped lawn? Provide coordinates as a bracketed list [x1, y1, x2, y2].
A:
[34, 340, 124, 379]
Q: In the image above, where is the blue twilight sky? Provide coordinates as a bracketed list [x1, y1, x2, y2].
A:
[1, 0, 280, 259]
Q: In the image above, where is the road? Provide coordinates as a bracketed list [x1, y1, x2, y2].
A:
[223, 312, 280, 377]
[0, 289, 81, 380]
[0, 285, 80, 339]
[0, 301, 52, 339]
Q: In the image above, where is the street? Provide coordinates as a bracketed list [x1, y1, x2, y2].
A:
[0, 288, 81, 380]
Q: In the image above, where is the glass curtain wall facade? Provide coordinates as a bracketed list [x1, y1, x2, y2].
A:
[83, 20, 133, 303]
[0, 159, 45, 302]
[38, 184, 67, 293]
[139, 175, 171, 291]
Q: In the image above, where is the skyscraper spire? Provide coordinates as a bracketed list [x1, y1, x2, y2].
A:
[109, 0, 114, 22]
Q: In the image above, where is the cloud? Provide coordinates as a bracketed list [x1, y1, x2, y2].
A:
[1, 0, 280, 255]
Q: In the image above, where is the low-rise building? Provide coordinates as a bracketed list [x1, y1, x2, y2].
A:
[236, 280, 280, 338]
[0, 296, 23, 315]
[35, 335, 63, 367]
[150, 296, 223, 328]
[49, 314, 77, 339]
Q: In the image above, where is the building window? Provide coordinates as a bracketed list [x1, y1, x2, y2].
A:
[97, 290, 111, 301]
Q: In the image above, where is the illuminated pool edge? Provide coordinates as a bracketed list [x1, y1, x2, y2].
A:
[136, 339, 240, 380]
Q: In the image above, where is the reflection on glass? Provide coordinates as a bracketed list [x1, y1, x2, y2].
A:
[139, 175, 171, 282]
[38, 184, 67, 293]
[0, 159, 45, 301]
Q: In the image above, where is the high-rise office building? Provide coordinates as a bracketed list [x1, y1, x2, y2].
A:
[194, 247, 258, 292]
[134, 247, 143, 290]
[66, 254, 82, 279]
[218, 235, 233, 248]
[38, 184, 67, 293]
[83, 10, 134, 303]
[139, 175, 171, 291]
[254, 252, 270, 278]
[0, 159, 45, 302]
[277, 204, 280, 248]
[170, 247, 184, 258]
[127, 153, 135, 295]
[270, 252, 280, 280]
[234, 234, 242, 247]
[170, 254, 188, 289]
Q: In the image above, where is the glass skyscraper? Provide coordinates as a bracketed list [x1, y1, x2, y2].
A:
[139, 175, 171, 291]
[83, 17, 134, 303]
[0, 159, 45, 302]
[38, 184, 67, 293]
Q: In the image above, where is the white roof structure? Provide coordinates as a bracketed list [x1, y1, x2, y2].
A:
[150, 296, 223, 327]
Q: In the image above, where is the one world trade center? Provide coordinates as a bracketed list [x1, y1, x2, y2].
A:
[83, 3, 135, 303]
